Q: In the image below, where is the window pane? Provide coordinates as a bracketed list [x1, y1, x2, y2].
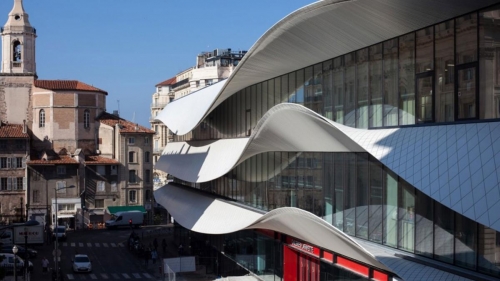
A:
[355, 154, 368, 239]
[434, 203, 454, 263]
[343, 153, 356, 236]
[399, 33, 416, 125]
[480, 7, 500, 119]
[398, 182, 415, 252]
[478, 225, 500, 275]
[415, 190, 433, 257]
[456, 13, 478, 64]
[356, 49, 369, 128]
[435, 20, 455, 122]
[333, 57, 344, 124]
[323, 153, 333, 225]
[416, 27, 434, 73]
[384, 170, 398, 247]
[323, 61, 333, 120]
[455, 214, 477, 269]
[416, 75, 434, 122]
[369, 159, 383, 243]
[384, 39, 399, 126]
[457, 67, 477, 119]
[296, 69, 304, 105]
[344, 53, 356, 127]
[333, 153, 344, 231]
[369, 44, 383, 128]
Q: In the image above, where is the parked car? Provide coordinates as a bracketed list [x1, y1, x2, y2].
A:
[72, 254, 92, 273]
[0, 253, 33, 273]
[0, 245, 37, 258]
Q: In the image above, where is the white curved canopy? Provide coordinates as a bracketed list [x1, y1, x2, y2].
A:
[155, 103, 364, 183]
[158, 0, 499, 135]
[154, 183, 395, 274]
[157, 103, 500, 232]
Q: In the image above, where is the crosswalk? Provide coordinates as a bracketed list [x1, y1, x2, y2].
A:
[66, 272, 153, 280]
[61, 242, 125, 248]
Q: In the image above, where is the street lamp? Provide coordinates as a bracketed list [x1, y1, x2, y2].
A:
[12, 245, 18, 281]
[54, 184, 75, 281]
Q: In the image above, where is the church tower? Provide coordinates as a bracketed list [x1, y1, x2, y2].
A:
[1, 0, 36, 74]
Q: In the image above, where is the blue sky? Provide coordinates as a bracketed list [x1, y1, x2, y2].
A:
[0, 0, 313, 127]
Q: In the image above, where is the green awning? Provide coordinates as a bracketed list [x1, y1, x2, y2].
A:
[107, 206, 147, 215]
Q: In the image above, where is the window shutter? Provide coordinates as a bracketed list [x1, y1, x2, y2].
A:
[7, 158, 11, 168]
[22, 157, 26, 168]
[7, 178, 12, 190]
[23, 177, 27, 190]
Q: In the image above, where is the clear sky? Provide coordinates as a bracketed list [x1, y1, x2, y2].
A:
[0, 0, 313, 127]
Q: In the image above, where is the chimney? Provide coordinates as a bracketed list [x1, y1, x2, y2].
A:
[135, 124, 138, 132]
[112, 110, 119, 117]
[22, 120, 26, 133]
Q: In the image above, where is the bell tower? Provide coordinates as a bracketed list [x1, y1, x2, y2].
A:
[1, 0, 36, 74]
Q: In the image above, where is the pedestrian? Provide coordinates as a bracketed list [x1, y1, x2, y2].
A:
[162, 238, 167, 254]
[151, 249, 158, 264]
[153, 237, 158, 251]
[41, 257, 49, 273]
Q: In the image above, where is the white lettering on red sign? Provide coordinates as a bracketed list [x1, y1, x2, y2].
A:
[291, 239, 314, 253]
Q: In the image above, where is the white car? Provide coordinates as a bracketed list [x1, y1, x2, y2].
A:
[72, 254, 92, 273]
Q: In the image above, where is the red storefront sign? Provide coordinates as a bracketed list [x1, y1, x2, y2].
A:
[286, 237, 320, 258]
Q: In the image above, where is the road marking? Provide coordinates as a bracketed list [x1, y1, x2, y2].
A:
[87, 242, 92, 247]
[79, 275, 86, 280]
[66, 274, 75, 280]
[100, 273, 109, 279]
[143, 273, 152, 278]
[103, 243, 109, 247]
[78, 242, 84, 247]
[111, 273, 120, 279]
[132, 273, 141, 278]
[118, 242, 124, 247]
[111, 243, 116, 247]
[71, 243, 76, 247]
[62, 242, 68, 246]
[95, 243, 100, 247]
[89, 273, 97, 279]
[122, 273, 131, 279]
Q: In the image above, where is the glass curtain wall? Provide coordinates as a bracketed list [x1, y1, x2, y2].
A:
[175, 8, 500, 144]
[185, 151, 500, 277]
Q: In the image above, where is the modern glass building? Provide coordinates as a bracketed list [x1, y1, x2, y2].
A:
[155, 0, 500, 280]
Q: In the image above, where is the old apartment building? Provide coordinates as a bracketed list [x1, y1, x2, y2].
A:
[0, 0, 154, 228]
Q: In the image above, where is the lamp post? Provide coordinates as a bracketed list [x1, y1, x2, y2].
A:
[12, 245, 18, 281]
[54, 185, 75, 281]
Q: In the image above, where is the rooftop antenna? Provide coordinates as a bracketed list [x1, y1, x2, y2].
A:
[132, 111, 136, 123]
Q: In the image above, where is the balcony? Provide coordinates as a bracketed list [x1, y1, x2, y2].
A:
[150, 102, 169, 109]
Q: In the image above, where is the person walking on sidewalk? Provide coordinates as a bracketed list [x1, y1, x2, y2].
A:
[42, 257, 49, 273]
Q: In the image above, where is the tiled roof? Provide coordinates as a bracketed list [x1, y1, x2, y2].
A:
[85, 155, 120, 165]
[98, 112, 155, 134]
[28, 154, 79, 165]
[34, 80, 108, 95]
[155, 77, 176, 87]
[0, 123, 29, 138]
